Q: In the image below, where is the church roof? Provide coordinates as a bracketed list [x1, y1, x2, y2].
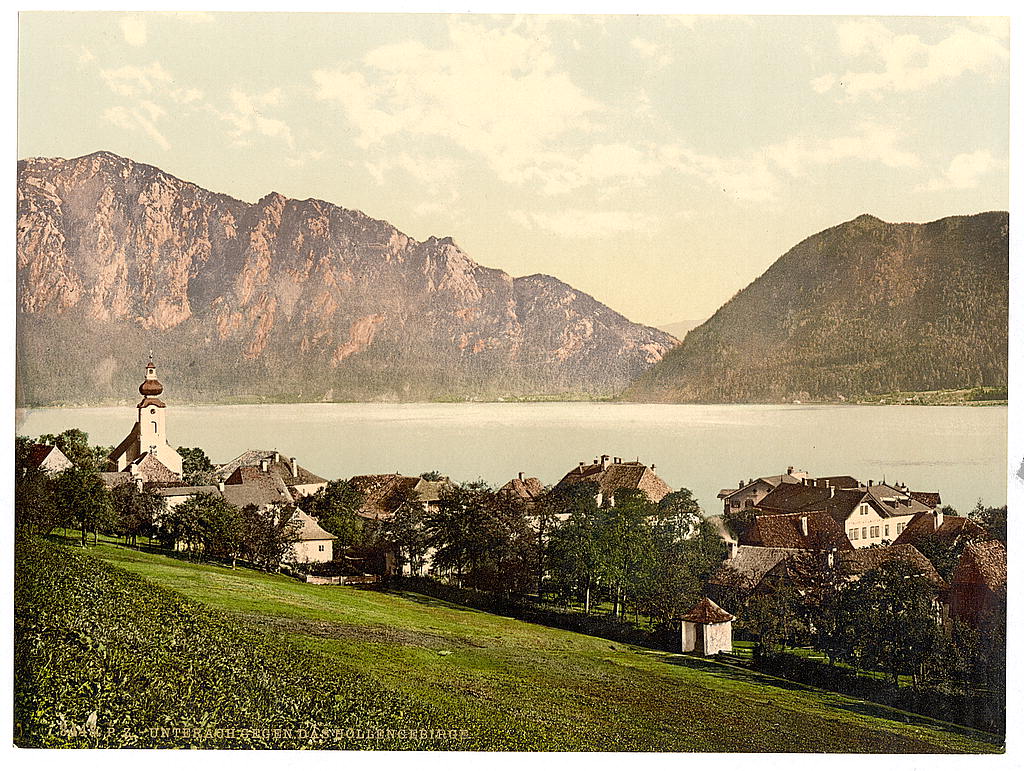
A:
[108, 422, 140, 463]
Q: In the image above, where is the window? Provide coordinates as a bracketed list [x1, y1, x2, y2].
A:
[744, 499, 754, 509]
[884, 524, 889, 537]
[151, 421, 158, 433]
[860, 504, 868, 516]
[896, 523, 905, 535]
[861, 527, 867, 539]
[870, 526, 879, 538]
[318, 544, 325, 552]
[731, 501, 740, 509]
[849, 529, 858, 540]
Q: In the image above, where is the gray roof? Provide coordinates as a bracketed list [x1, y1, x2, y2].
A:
[155, 485, 221, 497]
[292, 510, 336, 541]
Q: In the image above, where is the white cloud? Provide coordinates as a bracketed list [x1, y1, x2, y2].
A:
[216, 89, 295, 150]
[313, 17, 601, 186]
[630, 37, 673, 69]
[660, 145, 779, 203]
[766, 123, 920, 177]
[103, 105, 170, 150]
[922, 150, 999, 191]
[119, 16, 147, 47]
[510, 208, 658, 239]
[815, 19, 1009, 99]
[286, 150, 325, 168]
[100, 62, 173, 99]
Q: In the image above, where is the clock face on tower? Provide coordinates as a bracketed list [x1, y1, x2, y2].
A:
[150, 408, 156, 414]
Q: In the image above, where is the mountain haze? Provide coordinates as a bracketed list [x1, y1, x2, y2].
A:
[17, 152, 677, 405]
[623, 212, 1008, 403]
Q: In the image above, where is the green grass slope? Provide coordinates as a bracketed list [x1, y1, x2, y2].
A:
[21, 539, 1001, 753]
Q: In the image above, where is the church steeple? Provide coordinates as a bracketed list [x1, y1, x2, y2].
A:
[140, 353, 164, 397]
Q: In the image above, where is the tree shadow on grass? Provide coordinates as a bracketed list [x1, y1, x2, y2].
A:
[658, 651, 1003, 747]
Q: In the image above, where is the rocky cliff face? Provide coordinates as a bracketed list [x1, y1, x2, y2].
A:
[17, 151, 676, 405]
[623, 212, 1008, 403]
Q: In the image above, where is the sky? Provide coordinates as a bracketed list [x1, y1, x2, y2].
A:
[17, 12, 1010, 326]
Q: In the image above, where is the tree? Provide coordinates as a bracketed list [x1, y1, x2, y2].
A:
[238, 503, 301, 571]
[721, 505, 757, 543]
[178, 446, 216, 486]
[382, 494, 432, 576]
[656, 488, 703, 541]
[546, 509, 604, 613]
[298, 479, 367, 546]
[419, 470, 445, 481]
[110, 482, 166, 546]
[51, 467, 114, 546]
[846, 559, 943, 686]
[968, 501, 1006, 544]
[37, 429, 110, 472]
[427, 481, 536, 593]
[15, 464, 59, 536]
[595, 489, 658, 619]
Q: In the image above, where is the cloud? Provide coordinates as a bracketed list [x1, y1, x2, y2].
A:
[119, 16, 147, 47]
[660, 145, 779, 203]
[313, 17, 601, 186]
[630, 37, 673, 69]
[510, 208, 658, 239]
[100, 62, 173, 99]
[215, 89, 295, 150]
[103, 105, 170, 150]
[922, 150, 998, 191]
[814, 18, 1009, 99]
[766, 123, 920, 177]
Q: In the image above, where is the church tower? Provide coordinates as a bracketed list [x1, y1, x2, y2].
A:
[109, 357, 183, 478]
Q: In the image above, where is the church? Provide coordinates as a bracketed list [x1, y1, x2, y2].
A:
[108, 359, 184, 483]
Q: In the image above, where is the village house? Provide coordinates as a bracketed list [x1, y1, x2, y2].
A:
[25, 443, 74, 475]
[717, 466, 813, 515]
[948, 539, 1006, 628]
[498, 472, 545, 509]
[348, 474, 447, 521]
[108, 360, 184, 482]
[216, 449, 329, 499]
[893, 507, 988, 550]
[553, 454, 672, 508]
[730, 473, 941, 551]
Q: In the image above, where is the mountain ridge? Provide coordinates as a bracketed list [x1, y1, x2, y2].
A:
[17, 151, 677, 405]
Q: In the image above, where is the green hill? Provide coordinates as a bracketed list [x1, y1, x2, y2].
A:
[623, 212, 1008, 403]
[16, 537, 1002, 752]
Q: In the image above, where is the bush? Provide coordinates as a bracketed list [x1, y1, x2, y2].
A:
[748, 651, 1004, 735]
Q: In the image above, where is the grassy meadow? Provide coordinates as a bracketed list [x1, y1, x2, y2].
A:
[15, 536, 1003, 752]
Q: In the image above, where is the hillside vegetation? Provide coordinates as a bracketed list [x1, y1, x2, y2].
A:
[17, 537, 1002, 752]
[624, 212, 1008, 403]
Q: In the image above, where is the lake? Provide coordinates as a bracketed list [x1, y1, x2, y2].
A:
[15, 402, 1008, 515]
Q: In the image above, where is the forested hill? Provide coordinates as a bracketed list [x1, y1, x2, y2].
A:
[622, 212, 1008, 403]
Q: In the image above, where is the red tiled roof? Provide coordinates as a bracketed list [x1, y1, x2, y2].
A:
[838, 544, 947, 590]
[908, 491, 942, 508]
[349, 474, 423, 520]
[956, 540, 1007, 592]
[554, 460, 671, 503]
[681, 597, 734, 624]
[499, 476, 545, 501]
[27, 444, 55, 468]
[745, 511, 853, 551]
[893, 511, 988, 547]
[217, 449, 327, 487]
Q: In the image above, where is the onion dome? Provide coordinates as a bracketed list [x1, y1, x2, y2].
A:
[139, 362, 164, 396]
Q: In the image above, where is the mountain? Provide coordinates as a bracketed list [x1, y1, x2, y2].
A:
[623, 212, 1008, 403]
[656, 319, 706, 341]
[16, 151, 677, 405]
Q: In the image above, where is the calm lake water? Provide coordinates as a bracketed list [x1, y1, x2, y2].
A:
[16, 402, 1008, 515]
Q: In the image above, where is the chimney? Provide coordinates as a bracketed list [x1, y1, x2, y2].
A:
[135, 478, 144, 492]
[787, 465, 794, 475]
[739, 480, 744, 489]
[260, 458, 269, 473]
[728, 540, 738, 560]
[934, 507, 944, 531]
[601, 455, 610, 470]
[218, 480, 225, 493]
[829, 486, 835, 498]
[868, 479, 874, 488]
[650, 464, 657, 474]
[518, 471, 524, 481]
[290, 457, 298, 477]
[800, 515, 809, 537]
[579, 461, 585, 470]
[614, 457, 621, 464]
[274, 451, 280, 464]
